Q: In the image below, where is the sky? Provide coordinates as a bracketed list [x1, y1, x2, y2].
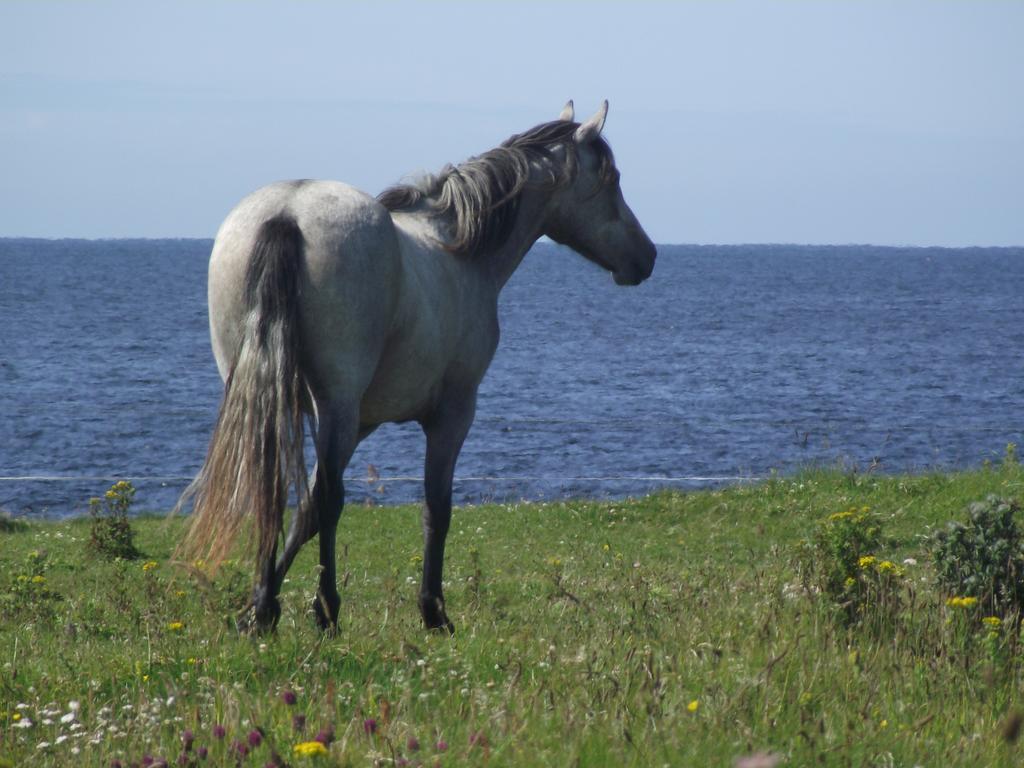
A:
[1, 0, 1022, 246]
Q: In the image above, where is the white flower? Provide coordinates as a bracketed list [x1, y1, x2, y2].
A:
[60, 712, 76, 724]
[55, 735, 69, 745]
[68, 700, 80, 712]
[36, 741, 50, 749]
[15, 718, 34, 729]
[71, 746, 81, 755]
[903, 558, 918, 566]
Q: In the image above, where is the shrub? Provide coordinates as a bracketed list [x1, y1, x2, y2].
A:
[88, 480, 141, 560]
[933, 495, 1024, 618]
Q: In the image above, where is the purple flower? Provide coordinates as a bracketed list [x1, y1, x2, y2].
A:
[363, 718, 377, 736]
[469, 730, 488, 748]
[142, 757, 155, 767]
[177, 755, 189, 767]
[406, 736, 420, 752]
[181, 730, 195, 751]
[231, 739, 248, 757]
[435, 739, 448, 752]
[292, 714, 306, 732]
[212, 725, 226, 740]
[111, 761, 124, 768]
[196, 746, 208, 760]
[314, 726, 334, 746]
[281, 690, 297, 706]
[247, 729, 263, 748]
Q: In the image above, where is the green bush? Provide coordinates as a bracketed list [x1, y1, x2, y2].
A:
[87, 479, 141, 560]
[797, 505, 908, 627]
[933, 495, 1024, 618]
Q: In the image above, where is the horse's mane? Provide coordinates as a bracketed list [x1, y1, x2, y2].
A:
[377, 120, 615, 259]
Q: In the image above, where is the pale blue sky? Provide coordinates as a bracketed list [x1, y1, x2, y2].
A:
[1, 0, 1022, 245]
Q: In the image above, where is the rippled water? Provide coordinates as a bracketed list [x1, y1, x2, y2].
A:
[2, 239, 1022, 517]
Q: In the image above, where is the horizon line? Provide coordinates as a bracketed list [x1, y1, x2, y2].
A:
[1, 236, 1022, 251]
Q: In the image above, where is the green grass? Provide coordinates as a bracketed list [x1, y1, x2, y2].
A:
[2, 462, 1024, 767]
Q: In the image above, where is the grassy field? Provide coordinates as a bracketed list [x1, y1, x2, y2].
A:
[2, 461, 1024, 767]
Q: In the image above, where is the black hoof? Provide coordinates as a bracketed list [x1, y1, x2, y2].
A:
[313, 592, 340, 632]
[236, 598, 280, 635]
[420, 595, 455, 635]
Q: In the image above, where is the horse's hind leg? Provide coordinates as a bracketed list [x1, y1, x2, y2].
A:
[309, 407, 359, 631]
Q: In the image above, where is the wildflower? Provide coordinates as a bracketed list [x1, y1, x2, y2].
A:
[293, 741, 329, 757]
[546, 556, 562, 568]
[168, 621, 184, 632]
[687, 699, 699, 713]
[858, 555, 876, 569]
[435, 740, 448, 752]
[60, 711, 76, 723]
[469, 730, 488, 748]
[142, 561, 158, 572]
[212, 724, 226, 740]
[181, 729, 194, 751]
[12, 713, 21, 722]
[363, 718, 377, 735]
[314, 726, 334, 745]
[843, 577, 856, 589]
[876, 560, 899, 574]
[281, 690, 297, 706]
[947, 596, 979, 609]
[175, 590, 187, 598]
[983, 616, 1003, 628]
[196, 746, 208, 759]
[31, 575, 46, 584]
[828, 511, 853, 522]
[15, 717, 33, 728]
[292, 714, 306, 732]
[248, 729, 263, 748]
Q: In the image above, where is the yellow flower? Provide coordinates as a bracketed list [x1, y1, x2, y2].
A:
[982, 616, 1002, 628]
[876, 560, 903, 576]
[546, 556, 562, 568]
[946, 596, 978, 609]
[687, 699, 699, 713]
[12, 713, 21, 722]
[142, 561, 158, 572]
[828, 511, 853, 522]
[293, 741, 329, 757]
[168, 621, 184, 631]
[880, 719, 888, 729]
[844, 577, 856, 589]
[602, 543, 610, 552]
[858, 555, 876, 569]
[31, 575, 45, 584]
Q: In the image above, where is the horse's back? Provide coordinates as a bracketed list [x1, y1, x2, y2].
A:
[208, 180, 401, 397]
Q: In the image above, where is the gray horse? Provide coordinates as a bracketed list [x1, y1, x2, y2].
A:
[179, 101, 656, 634]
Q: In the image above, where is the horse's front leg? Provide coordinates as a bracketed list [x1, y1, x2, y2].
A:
[419, 390, 476, 634]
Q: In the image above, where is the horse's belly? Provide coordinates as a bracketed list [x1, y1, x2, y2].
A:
[358, 360, 447, 425]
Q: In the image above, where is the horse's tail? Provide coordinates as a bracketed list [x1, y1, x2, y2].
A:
[177, 214, 310, 571]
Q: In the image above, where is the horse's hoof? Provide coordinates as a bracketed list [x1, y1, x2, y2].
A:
[420, 595, 455, 635]
[236, 600, 279, 636]
[313, 593, 339, 633]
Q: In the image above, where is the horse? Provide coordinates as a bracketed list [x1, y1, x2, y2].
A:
[178, 100, 657, 634]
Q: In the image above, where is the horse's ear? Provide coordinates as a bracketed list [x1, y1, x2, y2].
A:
[559, 100, 575, 122]
[574, 100, 608, 144]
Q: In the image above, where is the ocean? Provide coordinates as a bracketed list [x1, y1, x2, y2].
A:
[1, 239, 1022, 518]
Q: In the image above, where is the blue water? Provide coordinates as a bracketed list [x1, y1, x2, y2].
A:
[1, 239, 1023, 518]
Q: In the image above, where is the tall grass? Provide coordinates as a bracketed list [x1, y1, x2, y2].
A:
[2, 462, 1023, 766]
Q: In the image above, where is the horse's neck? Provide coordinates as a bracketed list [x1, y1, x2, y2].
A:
[483, 183, 551, 290]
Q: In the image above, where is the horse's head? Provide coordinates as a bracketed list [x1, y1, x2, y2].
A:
[543, 100, 657, 286]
